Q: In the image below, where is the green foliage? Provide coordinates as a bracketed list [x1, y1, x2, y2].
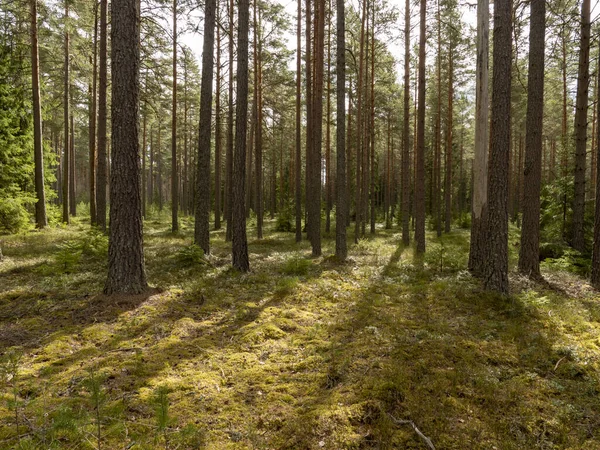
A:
[80, 229, 109, 260]
[175, 244, 207, 267]
[281, 254, 312, 275]
[275, 209, 293, 232]
[55, 241, 82, 273]
[152, 385, 172, 448]
[541, 248, 591, 276]
[0, 193, 33, 233]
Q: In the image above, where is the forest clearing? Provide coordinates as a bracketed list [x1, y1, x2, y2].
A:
[1, 214, 600, 448]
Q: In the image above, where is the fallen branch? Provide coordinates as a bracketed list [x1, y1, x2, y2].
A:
[554, 356, 567, 372]
[388, 414, 436, 450]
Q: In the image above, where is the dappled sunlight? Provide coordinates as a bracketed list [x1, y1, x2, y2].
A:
[1, 219, 600, 448]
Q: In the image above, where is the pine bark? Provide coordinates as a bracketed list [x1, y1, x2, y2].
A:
[572, 0, 591, 252]
[171, 0, 179, 232]
[62, 2, 70, 224]
[104, 0, 147, 295]
[69, 115, 76, 216]
[97, 0, 108, 230]
[31, 0, 47, 228]
[482, 0, 511, 294]
[89, 3, 98, 225]
[591, 52, 600, 287]
[195, 0, 216, 254]
[215, 13, 222, 230]
[518, 0, 545, 278]
[335, 0, 347, 260]
[444, 46, 453, 233]
[414, 0, 426, 254]
[225, 0, 235, 242]
[401, 0, 410, 245]
[232, 0, 250, 272]
[295, 0, 302, 243]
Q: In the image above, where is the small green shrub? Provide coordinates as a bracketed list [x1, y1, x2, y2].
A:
[55, 241, 82, 273]
[541, 248, 591, 276]
[81, 229, 108, 259]
[0, 195, 32, 233]
[281, 255, 312, 276]
[176, 244, 207, 267]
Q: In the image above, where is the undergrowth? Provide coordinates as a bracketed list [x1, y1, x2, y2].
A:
[0, 214, 599, 449]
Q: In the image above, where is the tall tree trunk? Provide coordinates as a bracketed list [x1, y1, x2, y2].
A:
[295, 0, 302, 243]
[31, 0, 46, 228]
[69, 114, 76, 216]
[149, 127, 154, 206]
[369, 0, 375, 235]
[105, 0, 147, 294]
[195, 0, 216, 254]
[142, 93, 147, 218]
[414, 0, 426, 254]
[255, 0, 264, 239]
[171, 0, 179, 232]
[482, 0, 511, 294]
[591, 53, 600, 287]
[354, 0, 366, 243]
[89, 3, 98, 225]
[62, 2, 70, 224]
[325, 0, 332, 234]
[572, 0, 591, 252]
[232, 0, 250, 272]
[445, 46, 453, 233]
[401, 0, 410, 245]
[305, 0, 314, 244]
[468, 0, 489, 273]
[435, 0, 441, 237]
[518, 0, 546, 278]
[215, 11, 222, 230]
[225, 0, 234, 242]
[309, 0, 325, 256]
[183, 52, 189, 216]
[97, 0, 108, 230]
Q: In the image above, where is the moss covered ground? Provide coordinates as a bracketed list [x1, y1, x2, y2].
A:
[1, 212, 600, 449]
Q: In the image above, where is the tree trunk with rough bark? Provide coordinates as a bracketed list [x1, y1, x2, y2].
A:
[171, 0, 179, 232]
[335, 0, 347, 260]
[482, 0, 511, 294]
[195, 0, 216, 254]
[97, 0, 108, 231]
[104, 0, 147, 295]
[62, 2, 70, 224]
[414, 0, 426, 254]
[31, 0, 47, 228]
[572, 0, 591, 252]
[232, 0, 250, 272]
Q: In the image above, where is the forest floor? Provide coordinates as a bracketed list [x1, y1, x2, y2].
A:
[1, 211, 600, 449]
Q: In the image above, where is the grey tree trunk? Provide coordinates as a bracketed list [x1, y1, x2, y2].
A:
[195, 0, 216, 254]
[31, 0, 47, 228]
[468, 0, 489, 274]
[518, 0, 546, 278]
[482, 0, 511, 294]
[232, 0, 250, 272]
[104, 0, 147, 295]
[572, 0, 591, 252]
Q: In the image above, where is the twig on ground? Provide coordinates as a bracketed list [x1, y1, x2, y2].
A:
[388, 414, 437, 450]
[554, 356, 567, 372]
